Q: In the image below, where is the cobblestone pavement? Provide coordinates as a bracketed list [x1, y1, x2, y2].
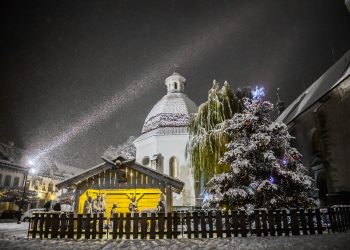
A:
[0, 222, 349, 250]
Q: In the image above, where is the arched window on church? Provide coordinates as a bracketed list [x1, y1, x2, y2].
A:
[142, 156, 150, 166]
[174, 82, 177, 90]
[311, 130, 322, 155]
[169, 156, 179, 178]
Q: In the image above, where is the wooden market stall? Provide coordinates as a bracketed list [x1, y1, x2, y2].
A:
[56, 157, 184, 216]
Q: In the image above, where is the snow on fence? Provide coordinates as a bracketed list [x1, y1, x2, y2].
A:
[27, 206, 350, 240]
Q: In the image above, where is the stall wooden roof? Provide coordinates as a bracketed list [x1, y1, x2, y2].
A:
[56, 156, 184, 193]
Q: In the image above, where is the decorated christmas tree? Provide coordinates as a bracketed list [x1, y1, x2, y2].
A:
[203, 87, 315, 210]
[187, 80, 250, 186]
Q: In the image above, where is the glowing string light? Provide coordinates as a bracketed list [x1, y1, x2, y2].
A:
[252, 86, 265, 100]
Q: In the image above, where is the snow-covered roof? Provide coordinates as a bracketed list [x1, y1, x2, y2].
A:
[56, 157, 184, 193]
[276, 49, 350, 125]
[140, 72, 198, 134]
[54, 162, 83, 179]
[142, 93, 198, 133]
[0, 159, 26, 171]
[135, 127, 189, 143]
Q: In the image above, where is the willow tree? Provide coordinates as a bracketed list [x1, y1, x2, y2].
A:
[187, 80, 250, 191]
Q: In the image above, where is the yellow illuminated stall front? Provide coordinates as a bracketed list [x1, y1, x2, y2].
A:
[79, 188, 162, 216]
[56, 157, 184, 215]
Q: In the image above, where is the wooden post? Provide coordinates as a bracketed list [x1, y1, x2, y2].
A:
[290, 209, 299, 236]
[300, 209, 308, 235]
[254, 210, 262, 237]
[141, 213, 147, 239]
[51, 213, 59, 239]
[186, 212, 191, 239]
[239, 210, 247, 237]
[344, 207, 349, 230]
[98, 213, 104, 239]
[282, 209, 289, 236]
[92, 213, 97, 239]
[275, 210, 282, 236]
[200, 211, 207, 238]
[166, 212, 173, 239]
[32, 213, 39, 238]
[307, 209, 315, 235]
[224, 211, 231, 237]
[193, 211, 199, 238]
[346, 207, 349, 230]
[85, 214, 91, 239]
[150, 213, 156, 239]
[125, 213, 131, 239]
[119, 213, 124, 239]
[173, 212, 178, 239]
[39, 213, 45, 239]
[68, 213, 74, 239]
[158, 213, 165, 239]
[44, 213, 51, 238]
[261, 210, 268, 236]
[60, 213, 67, 239]
[327, 207, 335, 233]
[232, 210, 239, 237]
[166, 186, 172, 213]
[336, 207, 344, 232]
[315, 209, 323, 234]
[77, 214, 83, 239]
[268, 210, 275, 236]
[340, 207, 346, 231]
[133, 213, 139, 239]
[112, 213, 118, 239]
[208, 211, 214, 238]
[74, 190, 81, 214]
[216, 211, 223, 238]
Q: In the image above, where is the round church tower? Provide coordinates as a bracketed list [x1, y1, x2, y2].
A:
[133, 72, 198, 207]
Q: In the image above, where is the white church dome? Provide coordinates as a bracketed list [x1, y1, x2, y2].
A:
[141, 72, 198, 134]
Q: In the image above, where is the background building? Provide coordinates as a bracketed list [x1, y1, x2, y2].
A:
[277, 49, 350, 206]
[0, 142, 81, 213]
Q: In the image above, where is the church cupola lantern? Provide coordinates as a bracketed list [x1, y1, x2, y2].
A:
[165, 72, 186, 93]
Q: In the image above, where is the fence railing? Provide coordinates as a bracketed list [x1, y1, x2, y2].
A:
[27, 206, 350, 240]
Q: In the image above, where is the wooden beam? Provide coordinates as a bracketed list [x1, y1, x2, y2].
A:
[166, 185, 172, 213]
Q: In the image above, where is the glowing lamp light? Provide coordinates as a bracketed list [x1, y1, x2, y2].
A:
[28, 160, 34, 166]
[252, 86, 265, 100]
[269, 176, 275, 184]
[29, 168, 36, 175]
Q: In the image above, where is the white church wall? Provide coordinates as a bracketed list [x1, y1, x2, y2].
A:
[134, 132, 196, 207]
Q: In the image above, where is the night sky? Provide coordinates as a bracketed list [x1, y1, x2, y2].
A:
[1, 0, 350, 169]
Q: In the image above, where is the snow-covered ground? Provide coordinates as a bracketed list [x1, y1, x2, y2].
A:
[0, 222, 349, 250]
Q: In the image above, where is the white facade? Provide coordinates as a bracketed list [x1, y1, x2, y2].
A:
[134, 72, 198, 207]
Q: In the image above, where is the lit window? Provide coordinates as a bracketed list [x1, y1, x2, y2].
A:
[4, 175, 11, 187]
[142, 156, 150, 166]
[13, 177, 20, 187]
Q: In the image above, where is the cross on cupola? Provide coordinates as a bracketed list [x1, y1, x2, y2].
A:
[165, 71, 186, 93]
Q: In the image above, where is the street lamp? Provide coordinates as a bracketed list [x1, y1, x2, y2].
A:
[17, 160, 36, 224]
